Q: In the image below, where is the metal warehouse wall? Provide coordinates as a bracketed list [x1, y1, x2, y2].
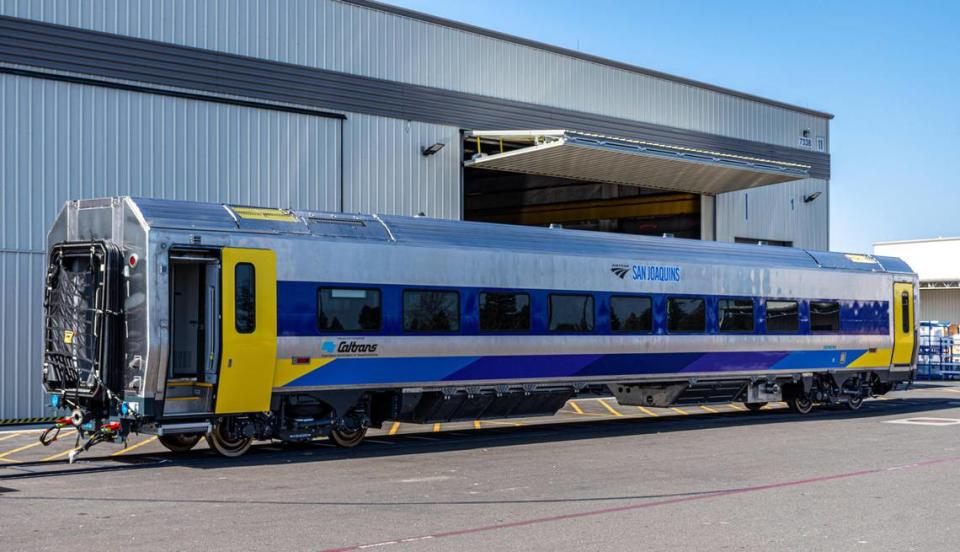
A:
[0, 72, 343, 418]
[0, 0, 829, 149]
[715, 178, 829, 250]
[920, 290, 960, 324]
[342, 113, 461, 219]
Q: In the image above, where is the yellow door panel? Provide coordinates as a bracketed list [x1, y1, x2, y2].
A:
[892, 283, 915, 366]
[215, 248, 277, 414]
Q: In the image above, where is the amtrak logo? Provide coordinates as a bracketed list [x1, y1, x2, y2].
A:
[610, 264, 630, 279]
[321, 341, 336, 353]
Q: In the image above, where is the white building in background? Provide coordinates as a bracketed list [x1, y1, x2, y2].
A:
[875, 238, 960, 323]
[0, 0, 832, 418]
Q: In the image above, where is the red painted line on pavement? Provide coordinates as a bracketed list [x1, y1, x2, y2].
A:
[320, 455, 960, 552]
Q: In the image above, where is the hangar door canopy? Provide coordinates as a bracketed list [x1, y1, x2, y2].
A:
[462, 130, 810, 239]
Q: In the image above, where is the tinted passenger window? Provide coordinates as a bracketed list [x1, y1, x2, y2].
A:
[667, 298, 706, 332]
[766, 300, 799, 332]
[403, 290, 460, 332]
[317, 288, 381, 332]
[719, 299, 754, 332]
[549, 295, 594, 332]
[901, 292, 910, 333]
[610, 296, 652, 332]
[235, 263, 256, 333]
[810, 301, 840, 332]
[479, 292, 531, 332]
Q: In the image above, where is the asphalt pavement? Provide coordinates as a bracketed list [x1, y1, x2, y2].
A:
[2, 383, 960, 551]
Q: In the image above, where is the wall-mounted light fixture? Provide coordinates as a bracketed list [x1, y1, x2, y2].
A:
[803, 191, 822, 203]
[421, 142, 445, 156]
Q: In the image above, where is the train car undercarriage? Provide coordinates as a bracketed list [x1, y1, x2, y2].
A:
[41, 368, 902, 461]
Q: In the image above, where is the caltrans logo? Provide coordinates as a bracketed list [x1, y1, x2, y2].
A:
[320, 340, 379, 356]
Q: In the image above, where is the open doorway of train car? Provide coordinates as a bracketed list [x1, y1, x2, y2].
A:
[462, 135, 701, 238]
[164, 249, 220, 416]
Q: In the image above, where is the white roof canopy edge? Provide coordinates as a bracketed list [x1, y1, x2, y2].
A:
[464, 130, 811, 195]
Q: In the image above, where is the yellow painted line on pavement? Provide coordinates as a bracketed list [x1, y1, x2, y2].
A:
[0, 428, 46, 435]
[670, 407, 690, 416]
[761, 404, 774, 410]
[699, 405, 719, 414]
[636, 406, 659, 417]
[388, 422, 401, 436]
[598, 399, 624, 417]
[111, 436, 158, 457]
[433, 423, 441, 432]
[482, 419, 523, 427]
[41, 448, 76, 462]
[875, 396, 890, 401]
[0, 433, 22, 442]
[0, 430, 75, 459]
[569, 401, 585, 414]
[728, 403, 746, 411]
[473, 420, 482, 430]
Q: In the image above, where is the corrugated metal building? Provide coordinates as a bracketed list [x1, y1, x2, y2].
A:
[0, 0, 832, 419]
[875, 239, 960, 323]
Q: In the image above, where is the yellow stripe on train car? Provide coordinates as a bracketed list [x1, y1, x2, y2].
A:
[273, 358, 336, 388]
[847, 348, 893, 368]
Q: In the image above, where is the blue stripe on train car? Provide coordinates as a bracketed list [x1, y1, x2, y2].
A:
[283, 349, 870, 388]
[276, 281, 891, 337]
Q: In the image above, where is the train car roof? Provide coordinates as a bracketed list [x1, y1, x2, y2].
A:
[127, 197, 914, 275]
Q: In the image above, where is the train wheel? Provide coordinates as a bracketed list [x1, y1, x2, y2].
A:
[329, 427, 367, 448]
[744, 402, 767, 412]
[846, 394, 864, 411]
[206, 423, 253, 457]
[158, 434, 202, 453]
[788, 395, 814, 414]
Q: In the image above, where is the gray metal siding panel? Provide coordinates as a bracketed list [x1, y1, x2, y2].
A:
[0, 0, 830, 149]
[714, 178, 829, 250]
[0, 16, 831, 179]
[0, 72, 341, 417]
[0, 251, 44, 419]
[342, 114, 461, 219]
[919, 289, 960, 323]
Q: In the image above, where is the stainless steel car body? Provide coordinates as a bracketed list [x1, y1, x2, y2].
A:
[45, 197, 918, 417]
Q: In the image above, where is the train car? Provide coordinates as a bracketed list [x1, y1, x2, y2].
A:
[40, 197, 918, 460]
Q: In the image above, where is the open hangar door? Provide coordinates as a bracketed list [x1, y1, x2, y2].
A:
[462, 130, 810, 239]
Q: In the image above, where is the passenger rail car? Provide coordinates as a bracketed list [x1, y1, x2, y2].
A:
[41, 197, 918, 459]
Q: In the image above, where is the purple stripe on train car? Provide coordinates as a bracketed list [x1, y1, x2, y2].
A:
[682, 352, 791, 373]
[282, 349, 871, 388]
[443, 354, 603, 381]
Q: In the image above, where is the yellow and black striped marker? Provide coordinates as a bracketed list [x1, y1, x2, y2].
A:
[0, 417, 57, 426]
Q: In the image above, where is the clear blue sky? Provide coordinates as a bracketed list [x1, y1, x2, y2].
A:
[384, 0, 958, 253]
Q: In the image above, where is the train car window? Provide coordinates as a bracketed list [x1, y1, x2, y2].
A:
[403, 290, 460, 332]
[479, 292, 531, 332]
[719, 299, 754, 332]
[234, 263, 256, 334]
[610, 296, 652, 332]
[810, 301, 840, 332]
[549, 295, 594, 332]
[667, 297, 706, 332]
[901, 292, 910, 333]
[317, 288, 381, 332]
[765, 300, 799, 332]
